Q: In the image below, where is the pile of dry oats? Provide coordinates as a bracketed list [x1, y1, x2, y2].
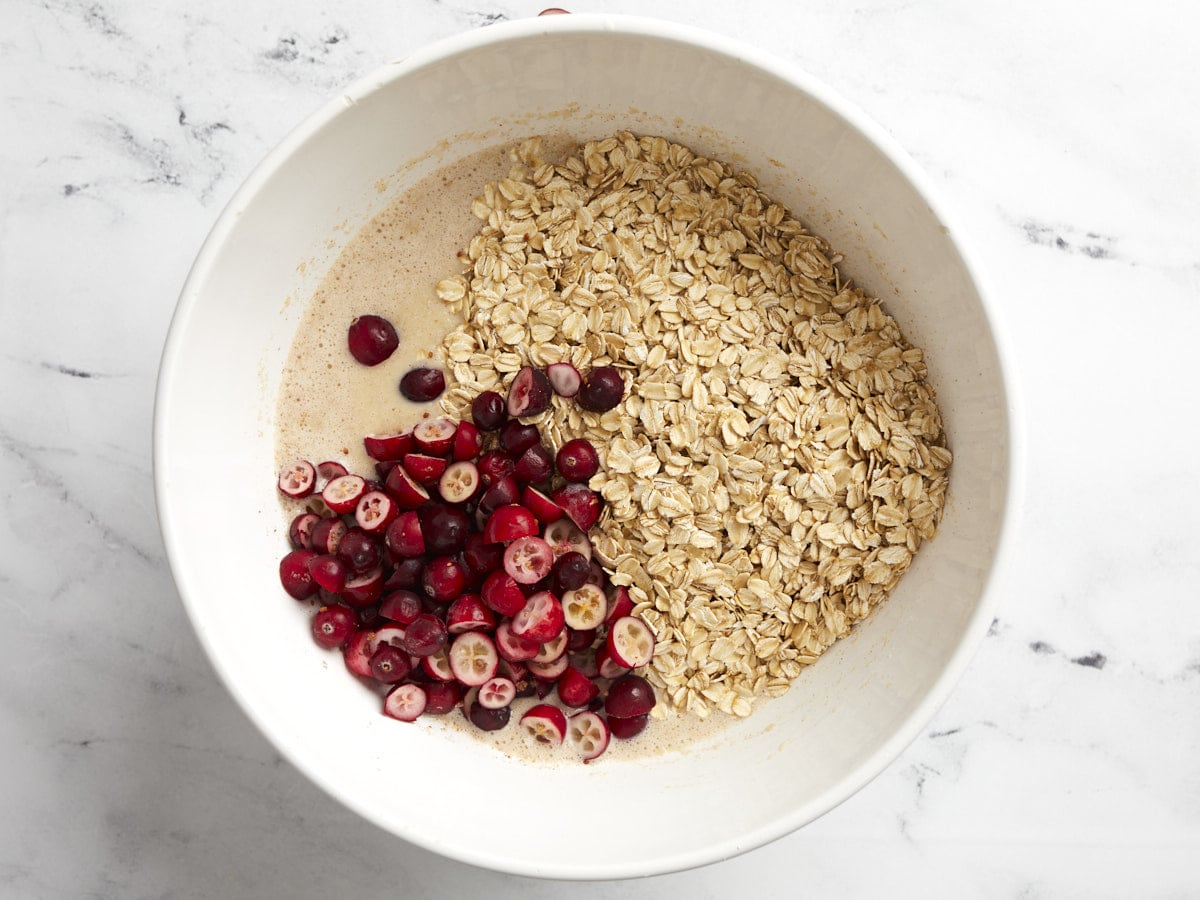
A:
[435, 133, 951, 719]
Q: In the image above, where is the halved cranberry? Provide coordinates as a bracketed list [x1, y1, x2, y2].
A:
[384, 511, 424, 558]
[521, 485, 564, 524]
[363, 431, 414, 462]
[421, 648, 454, 682]
[552, 551, 591, 592]
[446, 593, 495, 634]
[423, 680, 461, 714]
[569, 649, 599, 678]
[557, 665, 599, 708]
[567, 710, 610, 761]
[340, 566, 385, 608]
[511, 590, 565, 643]
[452, 421, 482, 461]
[477, 449, 516, 485]
[513, 444, 554, 484]
[277, 460, 316, 498]
[311, 605, 356, 649]
[468, 701, 511, 732]
[384, 465, 430, 508]
[385, 556, 423, 590]
[595, 643, 629, 679]
[279, 550, 318, 599]
[383, 683, 427, 722]
[546, 361, 581, 397]
[439, 461, 480, 503]
[322, 474, 367, 514]
[608, 713, 649, 740]
[355, 603, 385, 629]
[412, 417, 456, 454]
[483, 504, 539, 544]
[606, 616, 656, 668]
[399, 367, 446, 402]
[532, 629, 569, 664]
[503, 536, 554, 585]
[568, 627, 597, 652]
[421, 556, 466, 602]
[316, 460, 349, 485]
[403, 613, 448, 657]
[478, 476, 520, 517]
[347, 314, 398, 366]
[449, 632, 499, 686]
[499, 420, 541, 457]
[337, 528, 382, 574]
[551, 484, 601, 531]
[562, 583, 607, 630]
[402, 452, 448, 484]
[478, 676, 516, 709]
[506, 366, 552, 418]
[289, 512, 320, 550]
[418, 504, 470, 556]
[369, 644, 412, 683]
[605, 585, 634, 625]
[520, 704, 567, 745]
[605, 673, 657, 718]
[355, 490, 398, 533]
[481, 571, 527, 617]
[577, 365, 625, 412]
[342, 629, 375, 677]
[543, 519, 592, 560]
[309, 517, 347, 555]
[556, 439, 600, 483]
[463, 532, 504, 575]
[471, 390, 507, 431]
[495, 621, 541, 662]
[527, 652, 569, 681]
[306, 554, 347, 593]
[379, 589, 422, 624]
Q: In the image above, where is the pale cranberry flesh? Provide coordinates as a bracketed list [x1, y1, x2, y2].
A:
[399, 367, 445, 402]
[439, 461, 480, 503]
[520, 704, 567, 745]
[412, 417, 456, 455]
[503, 536, 554, 585]
[355, 490, 398, 533]
[606, 616, 656, 668]
[511, 590, 565, 643]
[277, 460, 316, 498]
[546, 361, 581, 397]
[322, 474, 367, 514]
[383, 683, 427, 722]
[347, 315, 398, 366]
[567, 711, 610, 761]
[542, 519, 592, 560]
[478, 676, 516, 709]
[310, 517, 348, 555]
[506, 365, 552, 418]
[561, 583, 607, 630]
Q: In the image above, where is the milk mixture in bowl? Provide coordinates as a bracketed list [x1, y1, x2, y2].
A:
[274, 132, 952, 763]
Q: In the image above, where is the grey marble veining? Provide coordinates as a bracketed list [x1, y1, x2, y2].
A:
[2, 0, 1199, 896]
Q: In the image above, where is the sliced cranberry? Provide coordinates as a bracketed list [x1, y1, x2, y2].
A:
[412, 417, 456, 454]
[448, 632, 499, 686]
[557, 665, 599, 708]
[569, 649, 599, 679]
[495, 621, 541, 662]
[423, 680, 461, 714]
[606, 616, 656, 668]
[369, 644, 412, 683]
[421, 556, 466, 602]
[452, 421, 482, 461]
[402, 452, 448, 484]
[506, 365, 552, 418]
[513, 444, 554, 484]
[383, 683, 427, 721]
[343, 629, 375, 677]
[310, 516, 348, 555]
[605, 673, 657, 718]
[279, 550, 318, 599]
[471, 390, 507, 430]
[546, 361, 581, 397]
[384, 511, 425, 558]
[403, 613, 448, 657]
[503, 536, 554, 585]
[520, 704, 567, 745]
[511, 590, 565, 643]
[306, 554, 347, 593]
[418, 504, 471, 556]
[562, 583, 607, 631]
[339, 566, 385, 608]
[399, 367, 445, 402]
[379, 589, 422, 624]
[355, 603, 385, 629]
[532, 629, 569, 664]
[499, 420, 541, 457]
[608, 713, 648, 740]
[527, 652, 569, 680]
[277, 460, 316, 498]
[289, 512, 320, 550]
[595, 643, 629, 679]
[577, 365, 625, 412]
[478, 676, 516, 709]
[337, 528, 381, 575]
[355, 490, 398, 533]
[421, 648, 454, 682]
[521, 485, 564, 524]
[552, 551, 591, 592]
[316, 460, 349, 485]
[481, 571, 527, 617]
[386, 556, 424, 590]
[551, 484, 601, 531]
[568, 627, 597, 652]
[477, 449, 516, 485]
[446, 593, 495, 634]
[567, 710, 610, 761]
[322, 474, 367, 514]
[556, 439, 600, 483]
[478, 476, 520, 516]
[468, 701, 511, 732]
[438, 461, 480, 503]
[363, 432, 414, 462]
[347, 314, 398, 366]
[463, 532, 505, 575]
[543, 519, 592, 560]
[311, 605, 356, 649]
[605, 585, 634, 625]
[483, 504, 539, 544]
[384, 465, 430, 508]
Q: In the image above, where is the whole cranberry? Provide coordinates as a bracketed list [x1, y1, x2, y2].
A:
[471, 390, 508, 431]
[419, 504, 471, 556]
[556, 439, 600, 482]
[577, 366, 625, 412]
[499, 420, 541, 456]
[337, 528, 382, 574]
[468, 702, 511, 732]
[399, 367, 446, 402]
[347, 315, 398, 366]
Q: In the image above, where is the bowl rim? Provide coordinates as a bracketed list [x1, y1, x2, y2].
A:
[154, 12, 1024, 880]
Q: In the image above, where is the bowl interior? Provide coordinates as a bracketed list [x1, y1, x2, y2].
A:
[156, 17, 1012, 879]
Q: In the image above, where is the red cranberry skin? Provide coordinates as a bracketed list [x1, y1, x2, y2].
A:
[403, 613, 448, 657]
[421, 556, 467, 602]
[310, 517, 348, 555]
[337, 528, 382, 574]
[280, 550, 318, 599]
[605, 673, 657, 718]
[577, 366, 625, 412]
[557, 665, 600, 707]
[311, 605, 357, 649]
[289, 512, 320, 550]
[423, 681, 462, 715]
[369, 644, 413, 684]
[452, 421, 483, 461]
[552, 551, 592, 593]
[506, 366, 553, 418]
[499, 420, 541, 457]
[480, 571, 527, 617]
[513, 444, 554, 484]
[379, 589, 423, 624]
[354, 603, 385, 629]
[347, 315, 399, 366]
[468, 702, 511, 732]
[384, 511, 425, 558]
[556, 439, 600, 483]
[307, 554, 347, 593]
[419, 504, 471, 556]
[386, 557, 424, 590]
[478, 476, 520, 517]
[463, 532, 505, 575]
[608, 713, 649, 740]
[399, 367, 446, 402]
[477, 450, 516, 486]
[471, 390, 508, 431]
[567, 627, 597, 652]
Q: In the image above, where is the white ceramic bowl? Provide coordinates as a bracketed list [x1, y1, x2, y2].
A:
[155, 15, 1019, 879]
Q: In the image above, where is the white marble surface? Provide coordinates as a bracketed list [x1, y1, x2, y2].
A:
[2, 0, 1198, 895]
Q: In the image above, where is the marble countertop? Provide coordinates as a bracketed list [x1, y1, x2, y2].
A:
[3, 0, 1198, 895]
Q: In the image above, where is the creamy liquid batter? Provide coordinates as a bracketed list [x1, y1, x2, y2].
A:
[276, 138, 735, 762]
